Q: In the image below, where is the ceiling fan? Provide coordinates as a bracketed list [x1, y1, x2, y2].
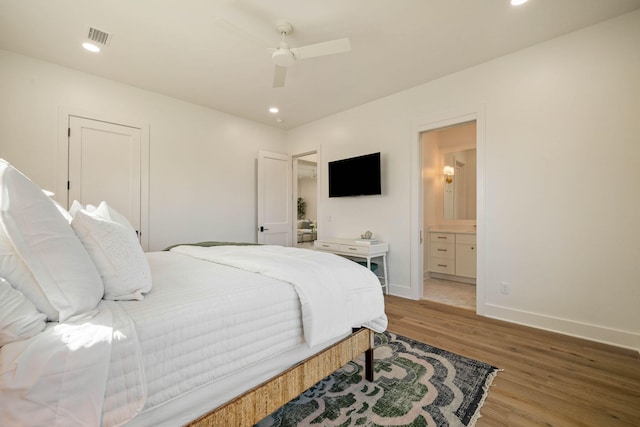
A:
[269, 22, 351, 88]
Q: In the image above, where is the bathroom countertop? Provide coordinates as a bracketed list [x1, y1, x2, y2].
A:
[428, 225, 476, 234]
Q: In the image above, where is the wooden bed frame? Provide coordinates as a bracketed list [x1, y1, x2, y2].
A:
[186, 327, 374, 426]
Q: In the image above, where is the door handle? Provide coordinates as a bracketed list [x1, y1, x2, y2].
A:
[259, 226, 270, 232]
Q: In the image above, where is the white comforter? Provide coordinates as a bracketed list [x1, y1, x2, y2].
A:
[0, 246, 387, 427]
[170, 244, 387, 346]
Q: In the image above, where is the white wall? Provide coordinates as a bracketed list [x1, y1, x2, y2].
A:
[0, 10, 638, 350]
[286, 11, 640, 350]
[0, 49, 286, 251]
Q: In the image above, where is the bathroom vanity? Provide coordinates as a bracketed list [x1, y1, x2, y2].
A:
[428, 229, 476, 283]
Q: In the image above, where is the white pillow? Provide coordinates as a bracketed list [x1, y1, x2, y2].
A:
[44, 192, 74, 223]
[0, 231, 52, 317]
[71, 202, 151, 300]
[87, 202, 137, 237]
[51, 199, 73, 223]
[68, 199, 85, 218]
[106, 205, 138, 238]
[0, 277, 47, 347]
[0, 159, 104, 321]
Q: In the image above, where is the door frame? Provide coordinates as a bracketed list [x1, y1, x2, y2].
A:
[291, 148, 320, 245]
[411, 105, 486, 313]
[57, 107, 150, 250]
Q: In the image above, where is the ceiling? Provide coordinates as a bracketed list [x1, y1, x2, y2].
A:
[1, 0, 639, 129]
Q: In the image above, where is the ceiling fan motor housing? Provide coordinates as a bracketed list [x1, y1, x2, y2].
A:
[272, 48, 295, 67]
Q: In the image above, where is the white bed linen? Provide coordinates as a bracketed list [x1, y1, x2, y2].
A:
[0, 251, 303, 427]
[122, 331, 350, 427]
[0, 307, 120, 426]
[170, 244, 388, 346]
[0, 248, 387, 427]
[108, 251, 305, 421]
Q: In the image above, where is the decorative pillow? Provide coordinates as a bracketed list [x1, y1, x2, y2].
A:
[106, 205, 137, 237]
[0, 159, 104, 321]
[87, 202, 137, 237]
[71, 202, 151, 300]
[0, 277, 47, 347]
[68, 199, 85, 218]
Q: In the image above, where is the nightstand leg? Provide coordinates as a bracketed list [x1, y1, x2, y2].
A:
[382, 254, 388, 294]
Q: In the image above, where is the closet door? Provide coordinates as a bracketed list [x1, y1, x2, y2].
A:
[257, 150, 292, 245]
[68, 116, 141, 238]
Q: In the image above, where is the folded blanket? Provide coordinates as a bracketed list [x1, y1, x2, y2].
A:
[170, 245, 387, 347]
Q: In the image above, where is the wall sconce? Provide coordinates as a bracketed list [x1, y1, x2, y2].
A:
[443, 166, 455, 183]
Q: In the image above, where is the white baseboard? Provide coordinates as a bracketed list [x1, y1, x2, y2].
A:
[481, 303, 640, 353]
[388, 283, 418, 300]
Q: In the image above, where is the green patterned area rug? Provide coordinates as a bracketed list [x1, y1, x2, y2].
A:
[256, 331, 499, 427]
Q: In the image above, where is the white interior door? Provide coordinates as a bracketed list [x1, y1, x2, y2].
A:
[257, 151, 292, 245]
[68, 116, 142, 239]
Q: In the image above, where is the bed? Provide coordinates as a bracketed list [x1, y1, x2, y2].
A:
[0, 159, 387, 426]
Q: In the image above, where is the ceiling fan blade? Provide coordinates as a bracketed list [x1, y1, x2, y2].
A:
[291, 37, 351, 60]
[273, 65, 287, 88]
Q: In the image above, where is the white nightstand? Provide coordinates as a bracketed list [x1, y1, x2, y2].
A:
[314, 238, 389, 294]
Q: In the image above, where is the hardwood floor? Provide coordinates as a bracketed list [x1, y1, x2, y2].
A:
[384, 295, 640, 426]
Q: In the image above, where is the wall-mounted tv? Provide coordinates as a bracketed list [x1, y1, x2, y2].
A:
[328, 152, 381, 197]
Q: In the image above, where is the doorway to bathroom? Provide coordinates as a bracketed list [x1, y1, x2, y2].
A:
[421, 121, 477, 310]
[293, 151, 318, 249]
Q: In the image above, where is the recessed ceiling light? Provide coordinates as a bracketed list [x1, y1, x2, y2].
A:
[82, 42, 101, 53]
[511, 0, 528, 5]
[269, 107, 279, 114]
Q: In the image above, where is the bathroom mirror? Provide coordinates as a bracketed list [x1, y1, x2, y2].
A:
[443, 148, 476, 220]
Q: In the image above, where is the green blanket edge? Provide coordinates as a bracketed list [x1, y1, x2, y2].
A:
[163, 241, 260, 251]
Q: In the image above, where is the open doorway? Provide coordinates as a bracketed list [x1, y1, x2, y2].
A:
[421, 121, 477, 310]
[293, 152, 318, 249]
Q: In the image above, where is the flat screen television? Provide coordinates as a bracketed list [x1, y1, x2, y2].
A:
[328, 152, 381, 197]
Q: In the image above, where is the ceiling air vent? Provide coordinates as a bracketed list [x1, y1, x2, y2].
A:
[86, 26, 112, 47]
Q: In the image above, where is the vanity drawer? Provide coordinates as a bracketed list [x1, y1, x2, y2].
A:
[430, 257, 455, 274]
[430, 232, 454, 243]
[456, 233, 476, 244]
[430, 242, 455, 258]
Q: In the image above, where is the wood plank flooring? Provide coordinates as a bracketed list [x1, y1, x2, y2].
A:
[384, 295, 640, 426]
